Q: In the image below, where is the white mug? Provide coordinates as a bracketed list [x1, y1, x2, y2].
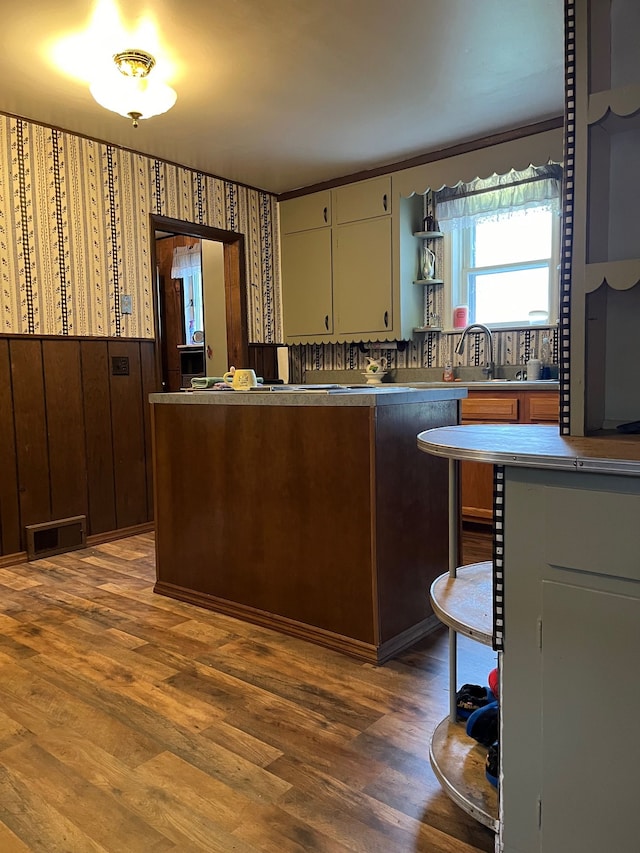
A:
[223, 367, 258, 390]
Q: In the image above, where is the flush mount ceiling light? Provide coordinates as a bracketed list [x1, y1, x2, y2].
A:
[89, 49, 177, 128]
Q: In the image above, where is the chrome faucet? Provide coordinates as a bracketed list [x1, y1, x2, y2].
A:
[455, 323, 495, 379]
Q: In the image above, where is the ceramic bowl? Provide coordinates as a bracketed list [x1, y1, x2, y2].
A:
[362, 371, 387, 385]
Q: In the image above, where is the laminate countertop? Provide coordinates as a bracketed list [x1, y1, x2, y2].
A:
[417, 423, 640, 476]
[150, 385, 468, 407]
[151, 382, 462, 663]
[406, 379, 559, 391]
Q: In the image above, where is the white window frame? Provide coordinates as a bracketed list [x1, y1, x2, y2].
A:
[183, 270, 204, 344]
[445, 203, 561, 330]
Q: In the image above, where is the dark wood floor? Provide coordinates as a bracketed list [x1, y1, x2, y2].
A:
[0, 529, 494, 853]
[461, 524, 494, 566]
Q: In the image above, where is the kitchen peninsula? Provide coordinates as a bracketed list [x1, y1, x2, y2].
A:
[418, 424, 640, 851]
[150, 385, 466, 663]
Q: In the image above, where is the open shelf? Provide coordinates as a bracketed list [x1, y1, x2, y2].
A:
[584, 259, 640, 292]
[429, 716, 499, 831]
[588, 85, 640, 124]
[587, 106, 640, 265]
[413, 230, 444, 239]
[589, 0, 640, 93]
[413, 279, 444, 286]
[429, 558, 498, 832]
[413, 326, 443, 334]
[430, 561, 493, 645]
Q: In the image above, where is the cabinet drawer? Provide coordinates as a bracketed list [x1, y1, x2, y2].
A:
[545, 487, 640, 582]
[461, 395, 519, 421]
[280, 191, 331, 233]
[334, 176, 391, 224]
[525, 392, 559, 423]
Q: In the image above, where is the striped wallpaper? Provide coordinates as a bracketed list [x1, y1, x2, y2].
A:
[291, 325, 559, 378]
[0, 115, 280, 342]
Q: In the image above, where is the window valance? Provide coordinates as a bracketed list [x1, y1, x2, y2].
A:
[171, 245, 201, 279]
[434, 163, 563, 233]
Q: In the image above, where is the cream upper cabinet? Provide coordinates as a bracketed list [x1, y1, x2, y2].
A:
[279, 175, 422, 344]
[333, 217, 392, 336]
[279, 190, 331, 234]
[334, 176, 391, 224]
[281, 228, 333, 339]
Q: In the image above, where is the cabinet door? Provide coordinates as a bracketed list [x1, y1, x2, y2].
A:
[502, 472, 640, 853]
[540, 580, 640, 852]
[523, 391, 559, 422]
[461, 394, 520, 524]
[334, 176, 391, 224]
[333, 217, 392, 337]
[281, 229, 333, 339]
[460, 455, 495, 524]
[280, 191, 331, 234]
[460, 392, 559, 524]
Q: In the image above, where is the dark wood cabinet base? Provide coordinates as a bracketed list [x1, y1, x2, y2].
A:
[152, 394, 459, 662]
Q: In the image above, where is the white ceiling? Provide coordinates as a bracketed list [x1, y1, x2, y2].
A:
[0, 0, 565, 195]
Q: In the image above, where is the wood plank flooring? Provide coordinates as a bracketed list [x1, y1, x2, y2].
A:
[0, 530, 494, 853]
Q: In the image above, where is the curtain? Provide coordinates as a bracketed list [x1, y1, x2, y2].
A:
[171, 244, 201, 278]
[434, 163, 562, 233]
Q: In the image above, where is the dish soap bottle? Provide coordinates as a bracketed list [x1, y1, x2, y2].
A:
[443, 361, 454, 382]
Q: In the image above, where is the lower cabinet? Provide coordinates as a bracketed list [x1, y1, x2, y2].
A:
[502, 467, 640, 852]
[461, 390, 559, 524]
[152, 396, 458, 663]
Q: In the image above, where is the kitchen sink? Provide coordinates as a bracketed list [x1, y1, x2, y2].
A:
[405, 379, 558, 388]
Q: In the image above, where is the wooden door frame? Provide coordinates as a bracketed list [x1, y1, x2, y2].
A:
[149, 214, 249, 388]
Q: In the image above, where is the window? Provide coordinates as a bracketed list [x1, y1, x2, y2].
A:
[435, 164, 562, 328]
[182, 269, 204, 344]
[171, 244, 204, 344]
[450, 203, 560, 327]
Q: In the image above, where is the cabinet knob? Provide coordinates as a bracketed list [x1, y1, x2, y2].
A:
[382, 194, 388, 212]
[323, 207, 328, 223]
[324, 314, 329, 330]
[384, 310, 389, 328]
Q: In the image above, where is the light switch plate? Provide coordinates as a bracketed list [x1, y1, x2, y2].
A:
[120, 294, 132, 314]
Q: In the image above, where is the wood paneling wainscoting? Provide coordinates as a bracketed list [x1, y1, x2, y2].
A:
[0, 335, 159, 562]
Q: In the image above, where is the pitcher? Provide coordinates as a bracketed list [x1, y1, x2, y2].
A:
[365, 356, 387, 374]
[421, 246, 436, 280]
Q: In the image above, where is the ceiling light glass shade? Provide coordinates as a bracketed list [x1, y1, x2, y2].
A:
[90, 73, 177, 123]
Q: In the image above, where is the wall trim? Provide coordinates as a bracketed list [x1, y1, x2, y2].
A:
[154, 580, 441, 663]
[278, 116, 564, 200]
[0, 108, 273, 197]
[86, 522, 155, 547]
[0, 523, 155, 567]
[0, 552, 27, 568]
[0, 333, 154, 343]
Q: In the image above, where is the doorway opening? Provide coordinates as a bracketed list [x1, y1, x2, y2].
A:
[150, 215, 249, 392]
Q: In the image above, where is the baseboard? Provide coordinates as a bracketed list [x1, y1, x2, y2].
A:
[376, 615, 442, 663]
[154, 580, 438, 664]
[0, 522, 155, 568]
[0, 551, 27, 568]
[86, 522, 155, 546]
